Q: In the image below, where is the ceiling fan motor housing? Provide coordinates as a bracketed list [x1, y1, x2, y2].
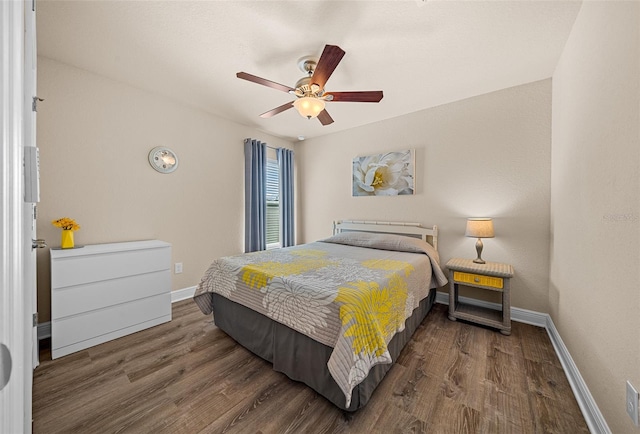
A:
[294, 76, 324, 98]
[294, 56, 325, 98]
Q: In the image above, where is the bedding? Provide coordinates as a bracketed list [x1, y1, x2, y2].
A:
[194, 232, 447, 408]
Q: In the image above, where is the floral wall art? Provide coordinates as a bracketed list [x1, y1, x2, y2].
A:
[352, 149, 415, 196]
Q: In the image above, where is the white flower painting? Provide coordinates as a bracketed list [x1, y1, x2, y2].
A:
[352, 149, 415, 196]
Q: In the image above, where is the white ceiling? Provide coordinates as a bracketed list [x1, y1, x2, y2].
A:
[37, 0, 582, 142]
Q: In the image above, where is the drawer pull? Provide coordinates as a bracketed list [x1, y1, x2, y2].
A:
[474, 277, 480, 282]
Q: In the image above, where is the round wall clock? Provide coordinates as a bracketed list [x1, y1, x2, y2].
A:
[148, 147, 179, 174]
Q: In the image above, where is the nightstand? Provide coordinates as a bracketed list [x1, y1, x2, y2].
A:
[445, 258, 514, 335]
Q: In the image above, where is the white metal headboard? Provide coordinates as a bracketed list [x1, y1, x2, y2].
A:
[332, 220, 438, 251]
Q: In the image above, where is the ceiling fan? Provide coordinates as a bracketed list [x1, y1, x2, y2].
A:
[237, 44, 384, 126]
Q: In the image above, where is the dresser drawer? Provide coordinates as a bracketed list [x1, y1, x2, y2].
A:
[51, 270, 171, 320]
[453, 271, 503, 289]
[51, 246, 170, 289]
[52, 292, 171, 353]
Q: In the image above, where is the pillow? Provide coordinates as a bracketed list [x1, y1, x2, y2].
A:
[320, 231, 448, 288]
[321, 231, 440, 265]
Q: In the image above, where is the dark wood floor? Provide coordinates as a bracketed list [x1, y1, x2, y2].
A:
[33, 300, 589, 433]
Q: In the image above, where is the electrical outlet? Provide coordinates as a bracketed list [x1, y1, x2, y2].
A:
[174, 262, 183, 274]
[627, 381, 639, 426]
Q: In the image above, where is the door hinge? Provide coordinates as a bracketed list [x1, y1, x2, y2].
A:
[33, 205, 37, 220]
[33, 313, 38, 327]
[32, 97, 44, 112]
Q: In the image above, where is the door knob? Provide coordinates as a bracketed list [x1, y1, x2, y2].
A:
[0, 343, 11, 391]
[32, 239, 46, 249]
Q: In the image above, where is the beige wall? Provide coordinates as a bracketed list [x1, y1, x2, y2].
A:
[295, 79, 552, 312]
[550, 2, 640, 432]
[36, 57, 293, 322]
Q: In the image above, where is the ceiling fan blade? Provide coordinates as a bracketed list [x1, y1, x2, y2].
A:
[259, 101, 295, 118]
[317, 109, 334, 126]
[237, 72, 295, 93]
[326, 91, 384, 103]
[311, 45, 346, 89]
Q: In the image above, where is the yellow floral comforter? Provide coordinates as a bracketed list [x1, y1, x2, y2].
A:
[194, 232, 447, 407]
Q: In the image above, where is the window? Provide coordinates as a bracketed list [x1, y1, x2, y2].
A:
[266, 159, 280, 249]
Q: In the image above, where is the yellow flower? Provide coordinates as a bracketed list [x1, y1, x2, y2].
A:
[241, 251, 334, 290]
[336, 273, 409, 357]
[52, 217, 80, 231]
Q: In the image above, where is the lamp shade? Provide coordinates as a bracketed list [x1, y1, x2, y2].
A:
[465, 218, 495, 238]
[293, 97, 325, 119]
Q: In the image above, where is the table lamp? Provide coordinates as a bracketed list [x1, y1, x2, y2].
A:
[465, 218, 494, 264]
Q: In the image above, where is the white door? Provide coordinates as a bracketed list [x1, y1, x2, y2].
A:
[0, 1, 35, 432]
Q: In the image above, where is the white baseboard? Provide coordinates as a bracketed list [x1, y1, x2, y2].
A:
[435, 291, 610, 433]
[434, 291, 547, 327]
[545, 316, 611, 433]
[171, 285, 197, 303]
[37, 321, 51, 341]
[37, 286, 198, 341]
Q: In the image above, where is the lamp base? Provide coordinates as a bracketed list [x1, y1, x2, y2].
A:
[473, 238, 486, 264]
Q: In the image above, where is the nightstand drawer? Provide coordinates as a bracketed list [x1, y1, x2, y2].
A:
[453, 271, 503, 289]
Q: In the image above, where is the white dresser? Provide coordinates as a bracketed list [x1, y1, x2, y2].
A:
[50, 240, 172, 359]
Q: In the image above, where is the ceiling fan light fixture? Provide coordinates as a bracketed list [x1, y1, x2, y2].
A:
[293, 97, 325, 119]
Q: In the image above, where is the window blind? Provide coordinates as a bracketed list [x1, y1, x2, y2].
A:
[266, 159, 280, 246]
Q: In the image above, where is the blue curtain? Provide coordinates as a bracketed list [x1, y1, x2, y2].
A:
[244, 139, 266, 252]
[277, 148, 295, 247]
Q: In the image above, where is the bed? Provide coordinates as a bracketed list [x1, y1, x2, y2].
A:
[193, 220, 448, 411]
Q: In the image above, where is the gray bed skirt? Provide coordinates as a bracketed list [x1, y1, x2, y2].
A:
[211, 288, 436, 412]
